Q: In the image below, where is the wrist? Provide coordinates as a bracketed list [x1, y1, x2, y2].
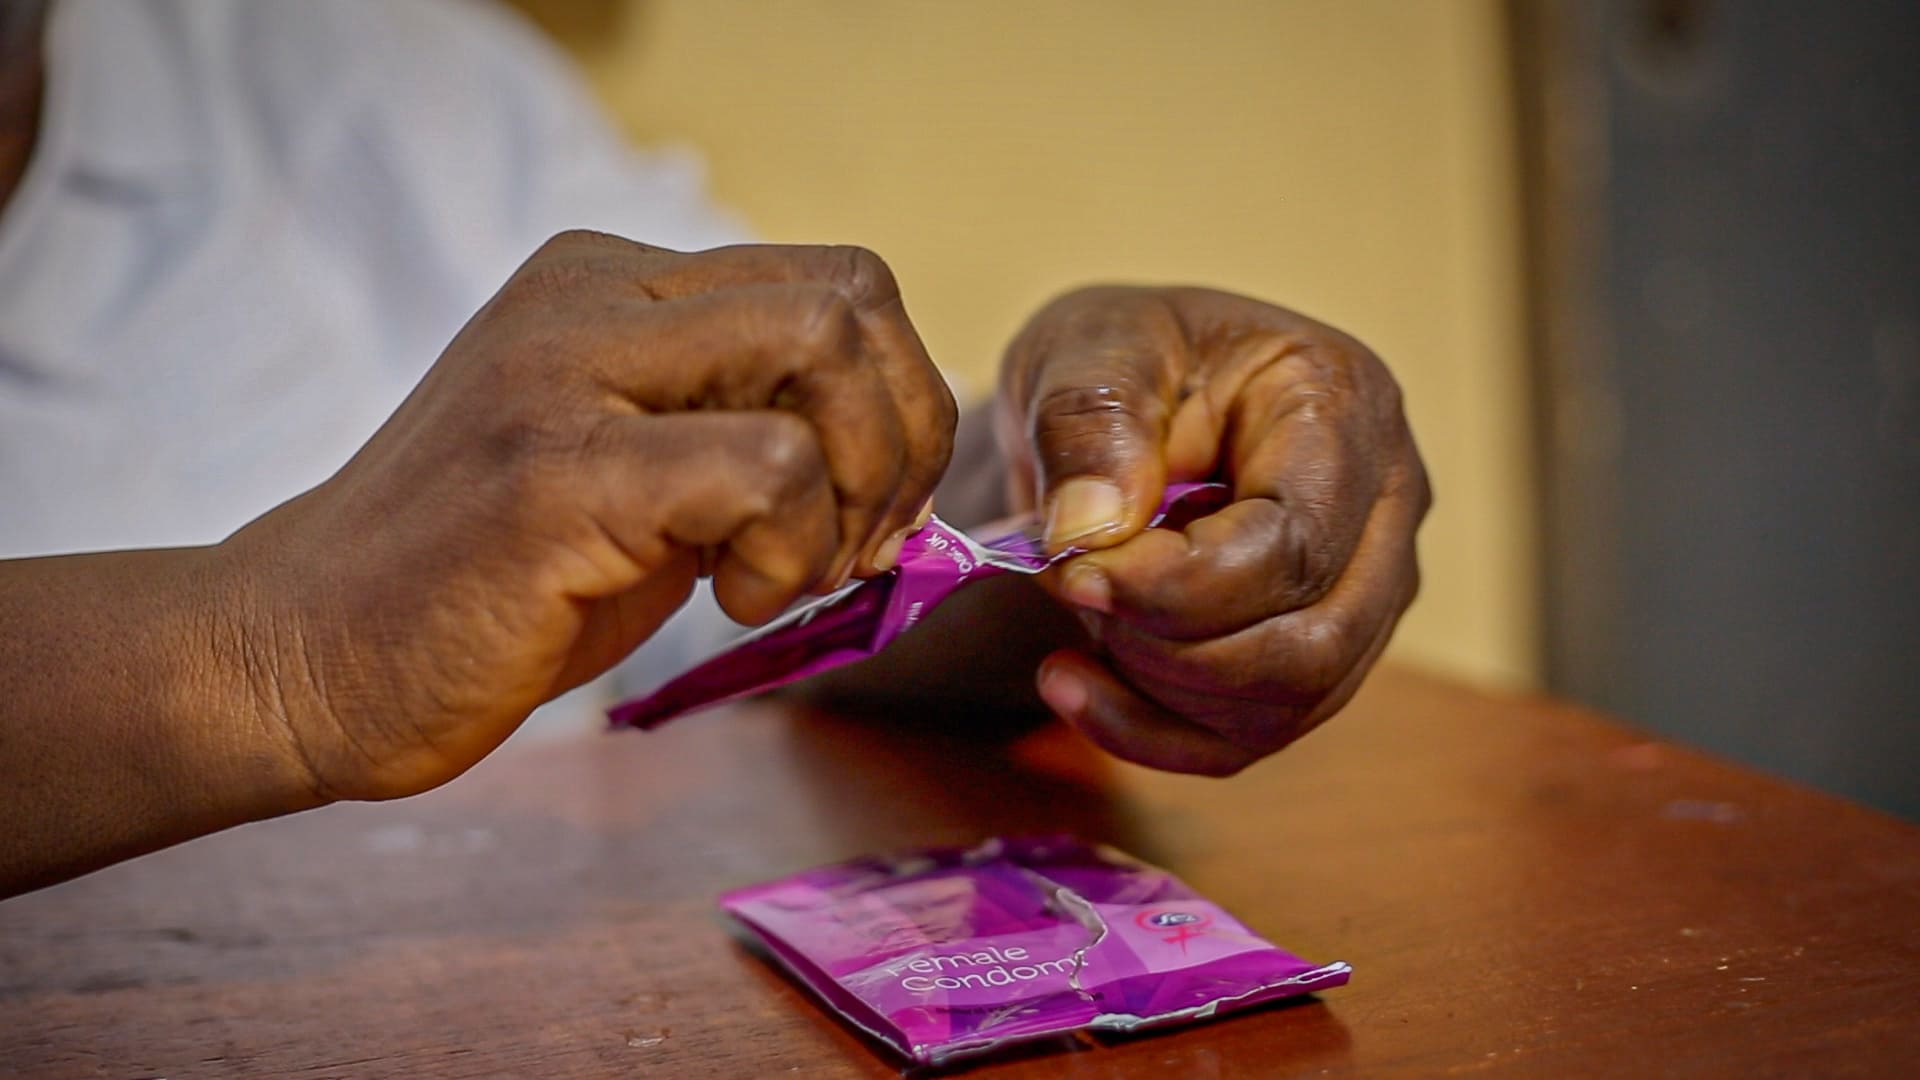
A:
[188, 538, 335, 818]
[0, 541, 333, 894]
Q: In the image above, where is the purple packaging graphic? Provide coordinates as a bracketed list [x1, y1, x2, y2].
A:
[609, 483, 1232, 730]
[723, 836, 1350, 1066]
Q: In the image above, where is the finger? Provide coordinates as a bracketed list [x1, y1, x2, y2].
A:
[569, 240, 956, 568]
[1037, 649, 1261, 777]
[1050, 345, 1395, 638]
[1296, 578, 1404, 732]
[1051, 492, 1354, 640]
[571, 411, 841, 625]
[827, 255, 955, 573]
[554, 547, 703, 694]
[1112, 574, 1406, 756]
[1010, 289, 1187, 552]
[572, 242, 901, 306]
[1217, 339, 1384, 561]
[577, 284, 912, 588]
[1087, 460, 1423, 718]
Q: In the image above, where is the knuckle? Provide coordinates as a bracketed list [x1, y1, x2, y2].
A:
[1376, 360, 1407, 417]
[1032, 382, 1154, 426]
[1034, 428, 1123, 477]
[1288, 615, 1352, 698]
[930, 373, 961, 437]
[841, 445, 908, 511]
[819, 244, 899, 307]
[506, 256, 596, 308]
[1264, 342, 1352, 404]
[907, 378, 961, 481]
[533, 228, 632, 265]
[753, 414, 825, 480]
[1277, 510, 1340, 604]
[1217, 615, 1346, 706]
[1234, 500, 1333, 612]
[1410, 459, 1435, 518]
[1029, 384, 1154, 463]
[789, 288, 860, 362]
[535, 229, 598, 257]
[551, 227, 606, 249]
[518, 232, 671, 305]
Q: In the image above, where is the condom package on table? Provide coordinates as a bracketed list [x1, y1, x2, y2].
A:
[722, 836, 1350, 1067]
[607, 483, 1232, 730]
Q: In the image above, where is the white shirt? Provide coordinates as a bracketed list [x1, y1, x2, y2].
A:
[0, 0, 752, 728]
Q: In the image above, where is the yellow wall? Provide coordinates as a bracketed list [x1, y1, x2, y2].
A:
[522, 0, 1537, 689]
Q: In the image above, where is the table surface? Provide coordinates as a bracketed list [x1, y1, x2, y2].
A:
[4, 666, 1918, 1077]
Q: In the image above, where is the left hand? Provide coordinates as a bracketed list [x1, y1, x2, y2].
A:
[997, 285, 1430, 775]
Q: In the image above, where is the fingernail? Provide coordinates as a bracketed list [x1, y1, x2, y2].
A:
[913, 498, 935, 529]
[1038, 662, 1089, 719]
[872, 528, 910, 572]
[1061, 562, 1111, 614]
[1045, 478, 1125, 548]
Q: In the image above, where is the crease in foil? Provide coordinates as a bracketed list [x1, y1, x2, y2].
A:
[717, 835, 1350, 1067]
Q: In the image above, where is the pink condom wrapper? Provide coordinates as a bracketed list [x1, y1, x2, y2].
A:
[608, 483, 1232, 730]
[722, 836, 1351, 1066]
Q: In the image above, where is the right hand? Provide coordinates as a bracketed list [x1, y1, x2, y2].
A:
[221, 233, 955, 802]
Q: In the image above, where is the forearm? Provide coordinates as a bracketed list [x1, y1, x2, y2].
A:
[0, 546, 321, 897]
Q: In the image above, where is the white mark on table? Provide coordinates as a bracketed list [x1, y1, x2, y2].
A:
[364, 825, 423, 853]
[625, 1031, 669, 1049]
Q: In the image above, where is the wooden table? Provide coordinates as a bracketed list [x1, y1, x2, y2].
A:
[4, 667, 1918, 1076]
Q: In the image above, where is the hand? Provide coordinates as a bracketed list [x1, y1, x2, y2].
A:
[997, 286, 1428, 775]
[225, 233, 954, 801]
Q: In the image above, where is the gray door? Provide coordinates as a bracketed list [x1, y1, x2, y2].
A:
[1516, 0, 1920, 816]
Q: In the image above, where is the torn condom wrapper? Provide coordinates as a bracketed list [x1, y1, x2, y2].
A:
[607, 482, 1233, 730]
[722, 836, 1350, 1066]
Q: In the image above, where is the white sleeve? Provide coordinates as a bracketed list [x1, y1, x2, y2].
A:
[444, 3, 754, 254]
[447, 1, 758, 706]
[329, 0, 758, 722]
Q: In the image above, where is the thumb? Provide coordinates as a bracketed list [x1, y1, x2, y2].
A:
[1021, 341, 1178, 552]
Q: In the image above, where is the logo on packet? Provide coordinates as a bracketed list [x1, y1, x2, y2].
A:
[718, 837, 1352, 1067]
[1136, 908, 1214, 952]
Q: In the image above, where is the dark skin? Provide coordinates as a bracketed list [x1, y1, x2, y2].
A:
[1002, 287, 1428, 774]
[0, 22, 1428, 896]
[1, 234, 959, 892]
[0, 2, 46, 211]
[822, 285, 1430, 776]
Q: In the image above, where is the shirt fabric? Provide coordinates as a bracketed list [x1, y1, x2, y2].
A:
[0, 0, 753, 731]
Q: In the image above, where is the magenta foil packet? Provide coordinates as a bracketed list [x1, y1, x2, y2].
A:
[609, 483, 1231, 730]
[723, 836, 1350, 1066]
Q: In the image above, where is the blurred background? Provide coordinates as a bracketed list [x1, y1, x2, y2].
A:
[508, 0, 1916, 816]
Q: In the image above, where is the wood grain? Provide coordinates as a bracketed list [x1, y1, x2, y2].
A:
[4, 666, 1918, 1076]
